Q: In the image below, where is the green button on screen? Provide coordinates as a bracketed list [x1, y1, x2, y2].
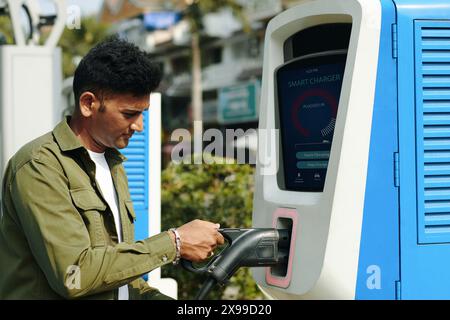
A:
[296, 161, 329, 169]
[296, 151, 330, 160]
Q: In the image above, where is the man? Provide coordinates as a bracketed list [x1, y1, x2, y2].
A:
[0, 37, 224, 299]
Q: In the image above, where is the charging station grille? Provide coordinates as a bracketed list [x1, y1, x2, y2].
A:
[122, 110, 149, 242]
[415, 21, 450, 244]
[122, 111, 148, 209]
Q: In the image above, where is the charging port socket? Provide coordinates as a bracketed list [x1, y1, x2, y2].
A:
[271, 217, 292, 277]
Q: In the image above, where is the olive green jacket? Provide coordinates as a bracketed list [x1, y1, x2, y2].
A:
[0, 117, 176, 300]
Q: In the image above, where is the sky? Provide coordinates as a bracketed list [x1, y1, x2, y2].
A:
[39, 0, 104, 16]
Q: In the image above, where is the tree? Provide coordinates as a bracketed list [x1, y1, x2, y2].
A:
[183, 0, 249, 149]
[128, 0, 248, 145]
[161, 156, 263, 299]
[0, 15, 14, 44]
[57, 16, 110, 78]
[0, 11, 109, 64]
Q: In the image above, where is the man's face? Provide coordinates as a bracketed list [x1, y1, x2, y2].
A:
[86, 92, 150, 151]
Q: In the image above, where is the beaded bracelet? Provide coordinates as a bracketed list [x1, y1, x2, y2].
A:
[169, 228, 181, 265]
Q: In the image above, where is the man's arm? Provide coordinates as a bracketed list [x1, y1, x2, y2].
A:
[9, 154, 176, 299]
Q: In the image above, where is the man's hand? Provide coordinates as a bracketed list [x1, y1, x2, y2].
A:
[174, 219, 225, 262]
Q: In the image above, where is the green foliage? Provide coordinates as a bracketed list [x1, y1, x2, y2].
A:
[161, 156, 264, 300]
[57, 16, 110, 78]
[0, 14, 108, 76]
[0, 15, 14, 44]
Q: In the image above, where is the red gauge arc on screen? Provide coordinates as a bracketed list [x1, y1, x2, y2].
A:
[291, 88, 338, 137]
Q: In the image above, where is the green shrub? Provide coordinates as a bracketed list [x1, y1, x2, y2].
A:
[161, 156, 264, 300]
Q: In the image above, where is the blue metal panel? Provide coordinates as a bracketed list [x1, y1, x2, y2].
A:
[415, 20, 450, 244]
[122, 111, 149, 241]
[395, 0, 450, 299]
[355, 0, 399, 300]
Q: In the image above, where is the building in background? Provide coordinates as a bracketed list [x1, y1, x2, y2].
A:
[99, 0, 303, 166]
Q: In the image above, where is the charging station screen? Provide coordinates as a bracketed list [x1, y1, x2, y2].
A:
[276, 54, 346, 192]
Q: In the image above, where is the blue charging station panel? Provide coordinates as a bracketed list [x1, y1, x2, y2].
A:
[121, 110, 149, 242]
[355, 0, 399, 300]
[396, 1, 450, 299]
[356, 0, 450, 299]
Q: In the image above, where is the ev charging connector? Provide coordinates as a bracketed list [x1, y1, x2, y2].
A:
[182, 228, 291, 300]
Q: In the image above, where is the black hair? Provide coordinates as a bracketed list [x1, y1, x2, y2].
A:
[73, 36, 162, 108]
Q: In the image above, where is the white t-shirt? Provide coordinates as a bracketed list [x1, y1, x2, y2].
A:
[87, 150, 129, 300]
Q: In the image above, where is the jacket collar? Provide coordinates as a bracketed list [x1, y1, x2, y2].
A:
[53, 116, 127, 162]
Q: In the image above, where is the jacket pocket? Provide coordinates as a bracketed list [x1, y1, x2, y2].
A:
[70, 188, 107, 247]
[70, 188, 107, 211]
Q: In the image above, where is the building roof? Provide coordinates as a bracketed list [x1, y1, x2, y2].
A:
[100, 0, 188, 24]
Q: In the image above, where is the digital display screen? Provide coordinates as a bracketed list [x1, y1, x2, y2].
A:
[276, 54, 346, 192]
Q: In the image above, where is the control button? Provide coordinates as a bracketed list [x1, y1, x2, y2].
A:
[296, 151, 330, 160]
[297, 161, 328, 169]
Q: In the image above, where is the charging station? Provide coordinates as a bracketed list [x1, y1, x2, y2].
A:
[252, 0, 450, 299]
[0, 0, 66, 176]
